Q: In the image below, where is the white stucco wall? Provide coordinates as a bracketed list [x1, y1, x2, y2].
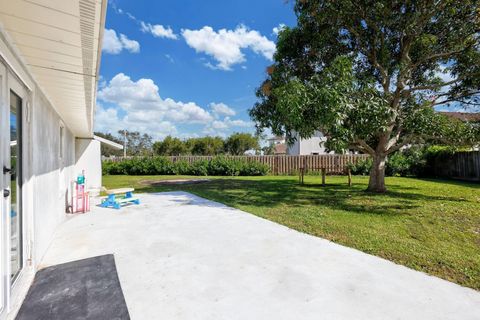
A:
[287, 131, 329, 155]
[31, 89, 76, 264]
[288, 138, 300, 155]
[75, 139, 102, 190]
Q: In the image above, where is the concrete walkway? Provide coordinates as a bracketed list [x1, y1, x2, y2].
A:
[41, 192, 480, 320]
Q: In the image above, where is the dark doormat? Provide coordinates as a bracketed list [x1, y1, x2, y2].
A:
[15, 254, 130, 320]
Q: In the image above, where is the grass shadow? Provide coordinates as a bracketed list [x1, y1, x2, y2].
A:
[137, 177, 469, 216]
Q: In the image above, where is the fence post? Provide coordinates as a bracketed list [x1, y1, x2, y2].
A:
[348, 168, 352, 187]
[275, 156, 278, 175]
[321, 168, 326, 186]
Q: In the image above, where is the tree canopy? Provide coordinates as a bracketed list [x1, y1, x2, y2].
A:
[188, 136, 225, 155]
[118, 130, 153, 156]
[152, 134, 259, 156]
[153, 136, 186, 156]
[224, 133, 260, 155]
[250, 0, 480, 192]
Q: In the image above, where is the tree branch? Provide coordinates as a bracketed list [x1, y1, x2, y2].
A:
[408, 77, 463, 92]
[353, 139, 375, 155]
[346, 22, 390, 93]
[386, 135, 417, 155]
[432, 91, 480, 106]
[386, 125, 403, 151]
[411, 48, 467, 70]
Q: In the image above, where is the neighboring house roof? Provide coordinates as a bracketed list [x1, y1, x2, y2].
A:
[0, 0, 108, 137]
[439, 112, 480, 123]
[274, 143, 287, 154]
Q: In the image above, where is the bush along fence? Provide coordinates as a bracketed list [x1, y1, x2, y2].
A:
[102, 154, 371, 176]
[347, 147, 480, 182]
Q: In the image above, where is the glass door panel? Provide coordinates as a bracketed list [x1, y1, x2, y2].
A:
[9, 91, 22, 281]
[0, 67, 6, 320]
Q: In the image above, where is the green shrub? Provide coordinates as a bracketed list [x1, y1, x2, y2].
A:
[102, 161, 115, 175]
[387, 147, 427, 177]
[189, 160, 209, 176]
[172, 160, 190, 175]
[150, 157, 174, 175]
[102, 156, 269, 176]
[348, 158, 372, 176]
[239, 161, 270, 176]
[207, 156, 237, 176]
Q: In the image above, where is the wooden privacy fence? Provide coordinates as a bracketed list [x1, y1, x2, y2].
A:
[432, 151, 480, 181]
[105, 154, 370, 175]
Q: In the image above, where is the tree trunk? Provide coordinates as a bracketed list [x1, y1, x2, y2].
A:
[367, 153, 387, 193]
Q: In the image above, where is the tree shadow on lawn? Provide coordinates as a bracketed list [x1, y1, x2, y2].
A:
[414, 177, 480, 189]
[159, 178, 470, 216]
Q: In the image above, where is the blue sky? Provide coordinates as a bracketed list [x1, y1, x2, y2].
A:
[95, 0, 297, 140]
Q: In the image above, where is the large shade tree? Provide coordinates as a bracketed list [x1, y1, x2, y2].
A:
[250, 0, 480, 192]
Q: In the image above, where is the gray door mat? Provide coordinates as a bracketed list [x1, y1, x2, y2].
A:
[15, 254, 130, 320]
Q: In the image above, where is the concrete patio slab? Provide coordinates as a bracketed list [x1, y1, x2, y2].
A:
[40, 192, 480, 320]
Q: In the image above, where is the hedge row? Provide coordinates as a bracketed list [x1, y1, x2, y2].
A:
[348, 145, 462, 177]
[102, 156, 270, 176]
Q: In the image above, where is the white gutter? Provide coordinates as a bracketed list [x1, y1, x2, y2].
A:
[90, 0, 109, 136]
[93, 135, 124, 150]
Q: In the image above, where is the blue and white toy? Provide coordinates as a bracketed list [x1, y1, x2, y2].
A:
[101, 188, 140, 209]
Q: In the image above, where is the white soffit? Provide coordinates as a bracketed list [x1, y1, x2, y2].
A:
[0, 0, 107, 137]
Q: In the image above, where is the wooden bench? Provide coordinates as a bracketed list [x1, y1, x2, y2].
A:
[101, 188, 140, 209]
[299, 167, 352, 187]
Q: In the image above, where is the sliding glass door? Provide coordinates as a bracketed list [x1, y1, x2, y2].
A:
[9, 91, 22, 281]
[0, 60, 28, 320]
[0, 61, 6, 320]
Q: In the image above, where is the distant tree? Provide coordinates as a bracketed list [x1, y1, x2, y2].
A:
[118, 130, 153, 156]
[94, 132, 123, 157]
[153, 136, 186, 156]
[250, 0, 480, 192]
[188, 136, 225, 155]
[262, 144, 276, 155]
[225, 133, 260, 155]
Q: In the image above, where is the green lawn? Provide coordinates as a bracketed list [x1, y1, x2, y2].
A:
[103, 174, 480, 290]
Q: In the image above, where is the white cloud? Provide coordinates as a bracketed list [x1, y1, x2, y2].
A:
[223, 117, 252, 127]
[95, 104, 177, 139]
[141, 22, 178, 39]
[102, 29, 140, 54]
[98, 73, 213, 124]
[203, 116, 254, 136]
[211, 120, 229, 130]
[98, 75, 107, 89]
[119, 34, 140, 53]
[111, 5, 178, 41]
[103, 29, 123, 54]
[182, 25, 276, 70]
[273, 23, 286, 35]
[96, 73, 255, 138]
[210, 102, 236, 117]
